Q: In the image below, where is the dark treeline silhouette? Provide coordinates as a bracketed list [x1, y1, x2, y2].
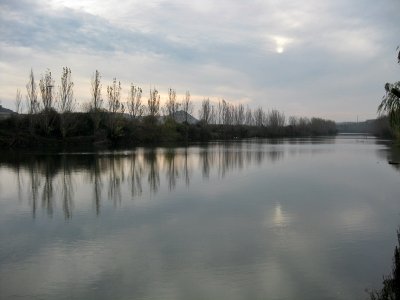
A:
[336, 116, 395, 138]
[0, 68, 337, 148]
[371, 116, 397, 138]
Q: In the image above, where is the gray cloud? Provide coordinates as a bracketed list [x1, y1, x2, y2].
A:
[0, 0, 398, 121]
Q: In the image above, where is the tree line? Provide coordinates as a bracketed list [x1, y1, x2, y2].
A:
[0, 67, 337, 148]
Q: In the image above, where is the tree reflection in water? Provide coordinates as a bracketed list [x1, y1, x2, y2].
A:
[28, 161, 40, 218]
[61, 155, 74, 219]
[145, 150, 160, 194]
[1, 141, 290, 218]
[129, 152, 143, 199]
[107, 155, 124, 206]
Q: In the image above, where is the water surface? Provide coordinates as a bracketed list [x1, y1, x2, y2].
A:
[1, 135, 400, 299]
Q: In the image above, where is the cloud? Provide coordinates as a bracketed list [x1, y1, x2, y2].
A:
[0, 0, 399, 121]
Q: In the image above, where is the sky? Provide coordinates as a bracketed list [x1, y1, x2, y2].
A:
[0, 0, 399, 122]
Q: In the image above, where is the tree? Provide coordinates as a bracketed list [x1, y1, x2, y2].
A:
[26, 69, 39, 134]
[26, 69, 39, 115]
[209, 104, 217, 124]
[234, 103, 245, 125]
[378, 47, 400, 134]
[217, 100, 223, 124]
[164, 88, 179, 119]
[267, 109, 286, 129]
[58, 67, 75, 114]
[379, 81, 400, 129]
[127, 83, 143, 119]
[147, 88, 160, 117]
[245, 105, 253, 126]
[15, 89, 23, 114]
[107, 78, 123, 114]
[90, 70, 103, 132]
[254, 107, 265, 127]
[58, 67, 75, 138]
[181, 91, 193, 142]
[288, 116, 298, 126]
[221, 99, 233, 125]
[199, 98, 212, 124]
[14, 89, 23, 130]
[181, 91, 193, 124]
[39, 69, 55, 112]
[107, 78, 124, 137]
[91, 70, 102, 111]
[39, 69, 56, 135]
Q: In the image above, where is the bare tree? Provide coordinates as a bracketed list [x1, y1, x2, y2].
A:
[267, 109, 285, 128]
[90, 70, 103, 132]
[254, 107, 265, 127]
[15, 89, 23, 114]
[164, 88, 179, 119]
[209, 104, 217, 124]
[39, 69, 55, 135]
[39, 69, 55, 112]
[217, 100, 223, 124]
[245, 105, 253, 126]
[26, 69, 39, 134]
[58, 67, 75, 138]
[234, 103, 245, 125]
[221, 100, 233, 125]
[199, 98, 212, 124]
[14, 89, 23, 130]
[26, 69, 39, 115]
[91, 70, 102, 111]
[288, 116, 298, 126]
[181, 91, 193, 124]
[58, 67, 75, 113]
[127, 83, 143, 119]
[107, 78, 124, 136]
[298, 117, 310, 132]
[147, 88, 160, 117]
[107, 78, 123, 114]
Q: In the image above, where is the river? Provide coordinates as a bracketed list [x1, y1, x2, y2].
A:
[0, 135, 399, 299]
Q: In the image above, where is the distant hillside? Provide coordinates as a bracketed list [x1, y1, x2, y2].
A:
[166, 110, 198, 124]
[0, 105, 14, 114]
[0, 105, 14, 120]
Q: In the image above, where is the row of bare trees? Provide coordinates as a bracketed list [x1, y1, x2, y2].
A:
[21, 68, 75, 136]
[12, 68, 336, 142]
[18, 67, 287, 127]
[198, 98, 286, 127]
[23, 68, 74, 115]
[87, 70, 194, 121]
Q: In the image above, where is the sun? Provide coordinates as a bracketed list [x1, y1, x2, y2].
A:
[276, 46, 284, 54]
[272, 36, 293, 54]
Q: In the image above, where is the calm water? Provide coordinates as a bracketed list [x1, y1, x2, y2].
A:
[1, 135, 400, 300]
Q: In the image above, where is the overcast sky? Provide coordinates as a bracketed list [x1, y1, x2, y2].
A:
[0, 0, 399, 121]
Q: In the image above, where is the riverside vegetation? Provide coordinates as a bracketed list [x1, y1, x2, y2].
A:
[0, 68, 336, 148]
[366, 47, 400, 300]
